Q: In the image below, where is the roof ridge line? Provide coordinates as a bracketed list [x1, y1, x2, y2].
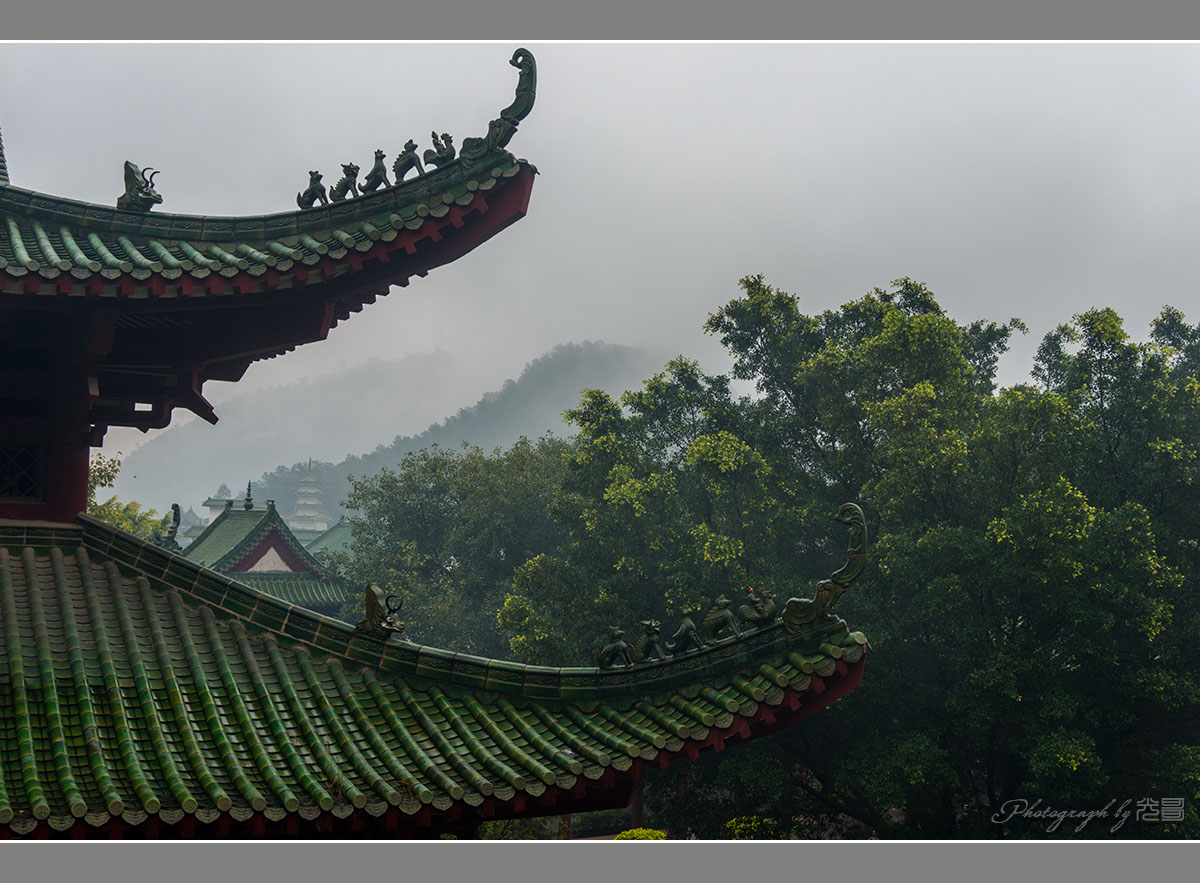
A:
[72, 514, 862, 702]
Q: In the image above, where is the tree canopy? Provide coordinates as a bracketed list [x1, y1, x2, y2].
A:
[338, 276, 1200, 838]
[87, 452, 173, 540]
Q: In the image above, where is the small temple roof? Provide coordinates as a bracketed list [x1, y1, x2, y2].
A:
[183, 502, 295, 570]
[306, 517, 353, 559]
[221, 572, 354, 613]
[182, 500, 353, 615]
[0, 517, 867, 837]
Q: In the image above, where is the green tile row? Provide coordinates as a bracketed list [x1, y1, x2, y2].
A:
[0, 153, 521, 289]
[0, 516, 866, 835]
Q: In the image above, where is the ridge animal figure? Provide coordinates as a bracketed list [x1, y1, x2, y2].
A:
[593, 626, 634, 669]
[360, 149, 390, 193]
[357, 583, 405, 639]
[150, 503, 182, 552]
[423, 131, 456, 170]
[297, 170, 328, 209]
[116, 161, 163, 212]
[737, 585, 778, 627]
[392, 139, 426, 182]
[329, 163, 361, 202]
[665, 610, 705, 655]
[631, 619, 667, 663]
[702, 595, 744, 644]
[782, 503, 867, 634]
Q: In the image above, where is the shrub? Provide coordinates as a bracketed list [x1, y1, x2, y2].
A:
[613, 828, 669, 840]
[725, 815, 781, 839]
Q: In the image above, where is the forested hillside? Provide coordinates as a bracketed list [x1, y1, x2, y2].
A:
[116, 351, 489, 512]
[255, 342, 667, 519]
[332, 277, 1200, 839]
[117, 342, 665, 517]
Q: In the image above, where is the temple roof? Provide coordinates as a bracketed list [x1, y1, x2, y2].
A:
[182, 500, 353, 615]
[223, 572, 353, 614]
[306, 518, 353, 559]
[0, 517, 867, 837]
[183, 502, 315, 572]
[0, 157, 532, 292]
[0, 49, 540, 450]
[0, 48, 537, 300]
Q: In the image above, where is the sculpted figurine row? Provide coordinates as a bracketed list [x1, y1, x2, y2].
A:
[296, 132, 459, 210]
[592, 503, 868, 670]
[591, 587, 777, 669]
[293, 49, 538, 210]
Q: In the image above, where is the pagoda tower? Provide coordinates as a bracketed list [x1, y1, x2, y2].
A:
[289, 462, 329, 542]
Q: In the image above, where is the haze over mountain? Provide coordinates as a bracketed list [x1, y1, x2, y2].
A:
[115, 342, 668, 517]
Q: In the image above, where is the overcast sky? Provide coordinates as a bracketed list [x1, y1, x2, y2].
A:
[3, 43, 1198, 457]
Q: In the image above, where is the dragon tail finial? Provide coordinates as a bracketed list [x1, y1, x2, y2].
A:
[0, 125, 9, 185]
[459, 48, 538, 166]
[782, 503, 868, 634]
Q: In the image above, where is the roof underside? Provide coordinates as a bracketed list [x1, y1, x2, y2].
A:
[0, 48, 539, 439]
[0, 518, 868, 837]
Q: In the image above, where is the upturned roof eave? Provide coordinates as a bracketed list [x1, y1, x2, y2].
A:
[0, 513, 868, 837]
[0, 151, 515, 244]
[73, 513, 866, 704]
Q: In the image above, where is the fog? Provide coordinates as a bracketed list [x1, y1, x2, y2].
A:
[4, 44, 1198, 476]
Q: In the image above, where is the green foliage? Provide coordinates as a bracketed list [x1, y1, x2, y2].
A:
[247, 342, 668, 523]
[612, 827, 668, 840]
[87, 453, 172, 540]
[691, 277, 1200, 838]
[336, 436, 572, 656]
[87, 452, 122, 507]
[724, 815, 781, 839]
[337, 274, 1200, 839]
[478, 817, 564, 839]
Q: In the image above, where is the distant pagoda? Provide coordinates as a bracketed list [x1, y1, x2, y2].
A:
[289, 462, 329, 543]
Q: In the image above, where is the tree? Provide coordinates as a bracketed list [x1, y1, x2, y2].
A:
[335, 437, 572, 656]
[87, 453, 172, 539]
[673, 277, 1199, 838]
[335, 275, 1200, 838]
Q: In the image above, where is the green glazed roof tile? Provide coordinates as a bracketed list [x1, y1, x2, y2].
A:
[0, 515, 867, 836]
[0, 154, 530, 296]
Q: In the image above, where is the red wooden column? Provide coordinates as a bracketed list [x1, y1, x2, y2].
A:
[0, 307, 112, 523]
[0, 362, 93, 523]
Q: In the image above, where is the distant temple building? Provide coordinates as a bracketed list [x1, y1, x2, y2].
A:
[289, 463, 330, 544]
[183, 485, 354, 618]
[176, 505, 205, 549]
[306, 514, 353, 561]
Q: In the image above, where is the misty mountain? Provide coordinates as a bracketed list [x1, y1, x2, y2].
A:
[117, 342, 666, 518]
[255, 341, 668, 520]
[114, 351, 512, 513]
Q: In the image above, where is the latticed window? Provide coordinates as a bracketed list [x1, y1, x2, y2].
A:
[0, 446, 42, 500]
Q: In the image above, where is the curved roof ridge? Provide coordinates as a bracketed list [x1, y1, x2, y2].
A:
[0, 516, 868, 837]
[0, 47, 536, 266]
[0, 158, 499, 239]
[0, 124, 9, 186]
[73, 514, 865, 703]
